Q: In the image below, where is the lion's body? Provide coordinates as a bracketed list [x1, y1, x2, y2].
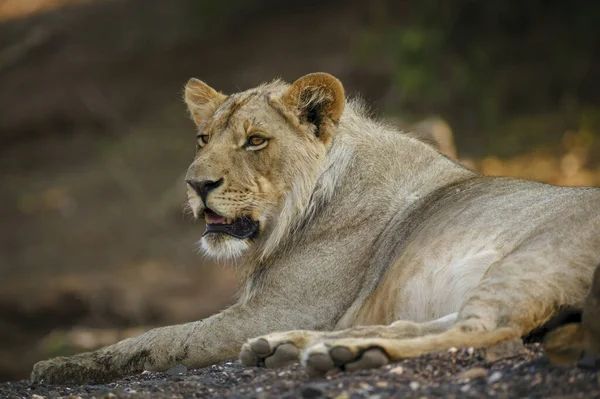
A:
[31, 73, 600, 384]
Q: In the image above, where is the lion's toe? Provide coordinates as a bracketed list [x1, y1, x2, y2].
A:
[305, 352, 335, 377]
[250, 338, 272, 356]
[343, 347, 389, 371]
[302, 341, 390, 377]
[240, 344, 260, 367]
[264, 343, 300, 368]
[240, 338, 301, 368]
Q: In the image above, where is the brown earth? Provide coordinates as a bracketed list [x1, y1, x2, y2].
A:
[1, 343, 599, 398]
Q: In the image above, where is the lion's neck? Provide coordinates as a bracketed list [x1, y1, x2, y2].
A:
[238, 103, 474, 307]
[257, 102, 473, 263]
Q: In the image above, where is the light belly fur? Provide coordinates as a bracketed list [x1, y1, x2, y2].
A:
[396, 244, 501, 322]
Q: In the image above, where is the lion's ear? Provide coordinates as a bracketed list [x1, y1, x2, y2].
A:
[184, 78, 227, 126]
[282, 72, 345, 144]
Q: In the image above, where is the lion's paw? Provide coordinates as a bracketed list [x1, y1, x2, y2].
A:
[302, 339, 390, 377]
[30, 353, 109, 385]
[240, 330, 322, 369]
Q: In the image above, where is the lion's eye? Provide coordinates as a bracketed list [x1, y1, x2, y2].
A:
[246, 135, 268, 149]
[197, 135, 210, 145]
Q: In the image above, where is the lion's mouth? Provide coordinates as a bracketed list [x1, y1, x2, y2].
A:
[203, 209, 259, 239]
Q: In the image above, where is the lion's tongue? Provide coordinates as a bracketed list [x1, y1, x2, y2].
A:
[205, 212, 226, 224]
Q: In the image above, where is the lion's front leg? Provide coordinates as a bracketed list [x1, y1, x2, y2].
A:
[240, 330, 325, 368]
[30, 302, 308, 384]
[31, 349, 135, 385]
[301, 326, 520, 376]
[240, 313, 458, 369]
[30, 322, 205, 384]
[239, 326, 410, 369]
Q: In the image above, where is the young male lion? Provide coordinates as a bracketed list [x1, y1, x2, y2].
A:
[31, 73, 600, 384]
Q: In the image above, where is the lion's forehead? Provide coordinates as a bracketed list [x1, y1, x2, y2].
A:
[207, 81, 289, 134]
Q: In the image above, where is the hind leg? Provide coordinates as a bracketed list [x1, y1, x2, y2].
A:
[301, 255, 593, 375]
[240, 313, 457, 368]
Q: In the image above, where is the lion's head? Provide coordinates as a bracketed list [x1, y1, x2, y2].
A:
[183, 73, 345, 261]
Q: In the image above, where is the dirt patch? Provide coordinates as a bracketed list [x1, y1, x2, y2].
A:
[1, 344, 598, 398]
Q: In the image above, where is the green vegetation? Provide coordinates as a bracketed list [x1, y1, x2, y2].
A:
[356, 1, 600, 157]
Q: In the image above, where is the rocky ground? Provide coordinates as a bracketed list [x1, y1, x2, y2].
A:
[1, 343, 598, 399]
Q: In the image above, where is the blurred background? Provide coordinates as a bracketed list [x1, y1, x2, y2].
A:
[1, 0, 599, 381]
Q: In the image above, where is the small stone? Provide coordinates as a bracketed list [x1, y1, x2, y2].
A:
[389, 366, 404, 375]
[484, 339, 525, 363]
[447, 347, 458, 353]
[409, 381, 420, 390]
[577, 354, 599, 369]
[301, 382, 328, 398]
[375, 381, 388, 388]
[358, 382, 373, 391]
[167, 364, 188, 376]
[32, 395, 45, 399]
[333, 394, 350, 399]
[467, 347, 475, 355]
[202, 375, 216, 385]
[461, 384, 471, 392]
[458, 367, 488, 382]
[488, 371, 503, 384]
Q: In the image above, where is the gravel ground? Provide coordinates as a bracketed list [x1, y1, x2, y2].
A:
[1, 343, 598, 399]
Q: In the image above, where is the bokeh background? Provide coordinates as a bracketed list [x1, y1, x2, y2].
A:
[1, 0, 599, 381]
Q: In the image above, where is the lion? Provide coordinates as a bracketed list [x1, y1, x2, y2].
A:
[30, 72, 600, 384]
[542, 263, 600, 368]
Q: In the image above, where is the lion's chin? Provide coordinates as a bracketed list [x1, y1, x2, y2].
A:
[200, 234, 252, 261]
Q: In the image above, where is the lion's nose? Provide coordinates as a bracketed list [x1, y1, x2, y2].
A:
[186, 178, 223, 204]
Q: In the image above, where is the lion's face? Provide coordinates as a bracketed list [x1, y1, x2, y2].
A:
[183, 73, 345, 260]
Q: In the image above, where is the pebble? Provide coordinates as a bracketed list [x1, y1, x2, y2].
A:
[458, 367, 488, 382]
[358, 382, 373, 391]
[389, 366, 404, 375]
[166, 364, 188, 376]
[300, 382, 328, 398]
[485, 339, 525, 363]
[488, 371, 503, 384]
[31, 395, 44, 399]
[409, 381, 420, 390]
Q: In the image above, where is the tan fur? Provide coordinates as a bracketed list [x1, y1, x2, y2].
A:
[543, 263, 600, 365]
[31, 73, 600, 384]
[184, 78, 227, 126]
